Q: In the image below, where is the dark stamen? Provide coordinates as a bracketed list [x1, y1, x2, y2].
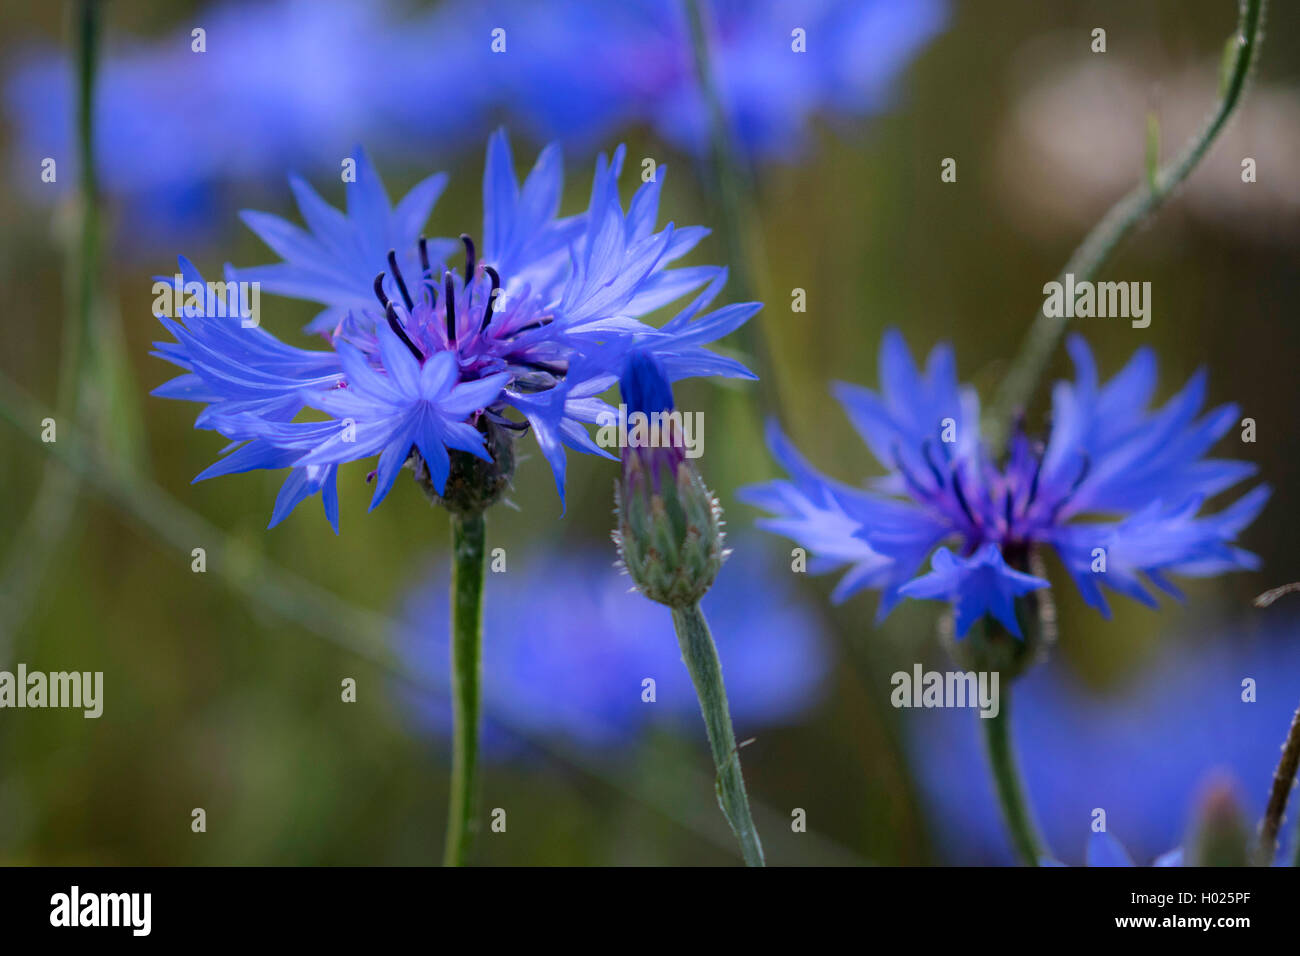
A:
[460, 234, 476, 287]
[385, 303, 424, 361]
[1070, 452, 1092, 494]
[951, 467, 979, 529]
[373, 272, 423, 362]
[1024, 447, 1045, 512]
[488, 415, 531, 433]
[1047, 453, 1091, 523]
[443, 272, 457, 344]
[480, 266, 501, 332]
[418, 236, 431, 278]
[518, 359, 566, 377]
[386, 249, 415, 313]
[417, 237, 435, 305]
[891, 443, 932, 502]
[511, 317, 553, 334]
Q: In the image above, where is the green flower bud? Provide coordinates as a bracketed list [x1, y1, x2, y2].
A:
[615, 446, 726, 608]
[612, 352, 726, 608]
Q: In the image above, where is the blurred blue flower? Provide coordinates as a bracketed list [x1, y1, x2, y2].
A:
[5, 0, 457, 246]
[742, 331, 1268, 636]
[153, 134, 756, 526]
[481, 0, 947, 159]
[396, 537, 830, 754]
[904, 620, 1300, 865]
[6, 0, 943, 245]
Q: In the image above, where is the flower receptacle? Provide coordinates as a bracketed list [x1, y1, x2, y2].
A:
[413, 417, 516, 516]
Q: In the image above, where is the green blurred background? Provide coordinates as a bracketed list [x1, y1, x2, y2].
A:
[1, 0, 1297, 864]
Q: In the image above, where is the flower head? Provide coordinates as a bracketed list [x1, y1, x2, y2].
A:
[742, 330, 1268, 636]
[153, 133, 758, 528]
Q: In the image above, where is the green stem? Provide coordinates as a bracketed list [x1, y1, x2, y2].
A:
[986, 0, 1266, 450]
[671, 603, 765, 866]
[443, 511, 486, 866]
[681, 0, 779, 491]
[57, 0, 101, 416]
[682, 0, 777, 412]
[980, 686, 1047, 865]
[1, 0, 101, 650]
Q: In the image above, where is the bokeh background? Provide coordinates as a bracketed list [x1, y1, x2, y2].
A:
[1, 0, 1298, 865]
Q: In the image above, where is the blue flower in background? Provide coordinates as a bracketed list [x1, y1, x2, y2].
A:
[153, 134, 757, 526]
[904, 620, 1300, 865]
[397, 537, 830, 754]
[485, 0, 947, 159]
[5, 0, 455, 245]
[5, 0, 944, 244]
[742, 331, 1268, 636]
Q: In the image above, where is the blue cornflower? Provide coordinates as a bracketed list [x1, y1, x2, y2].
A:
[904, 622, 1300, 865]
[742, 330, 1268, 636]
[396, 537, 830, 754]
[153, 133, 757, 528]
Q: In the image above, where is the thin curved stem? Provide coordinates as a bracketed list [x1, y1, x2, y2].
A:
[70, 0, 101, 400]
[1254, 590, 1300, 865]
[0, 0, 102, 650]
[680, 0, 781, 493]
[443, 511, 486, 866]
[981, 686, 1047, 865]
[682, 0, 778, 414]
[671, 603, 765, 866]
[986, 0, 1266, 450]
[1257, 698, 1300, 864]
